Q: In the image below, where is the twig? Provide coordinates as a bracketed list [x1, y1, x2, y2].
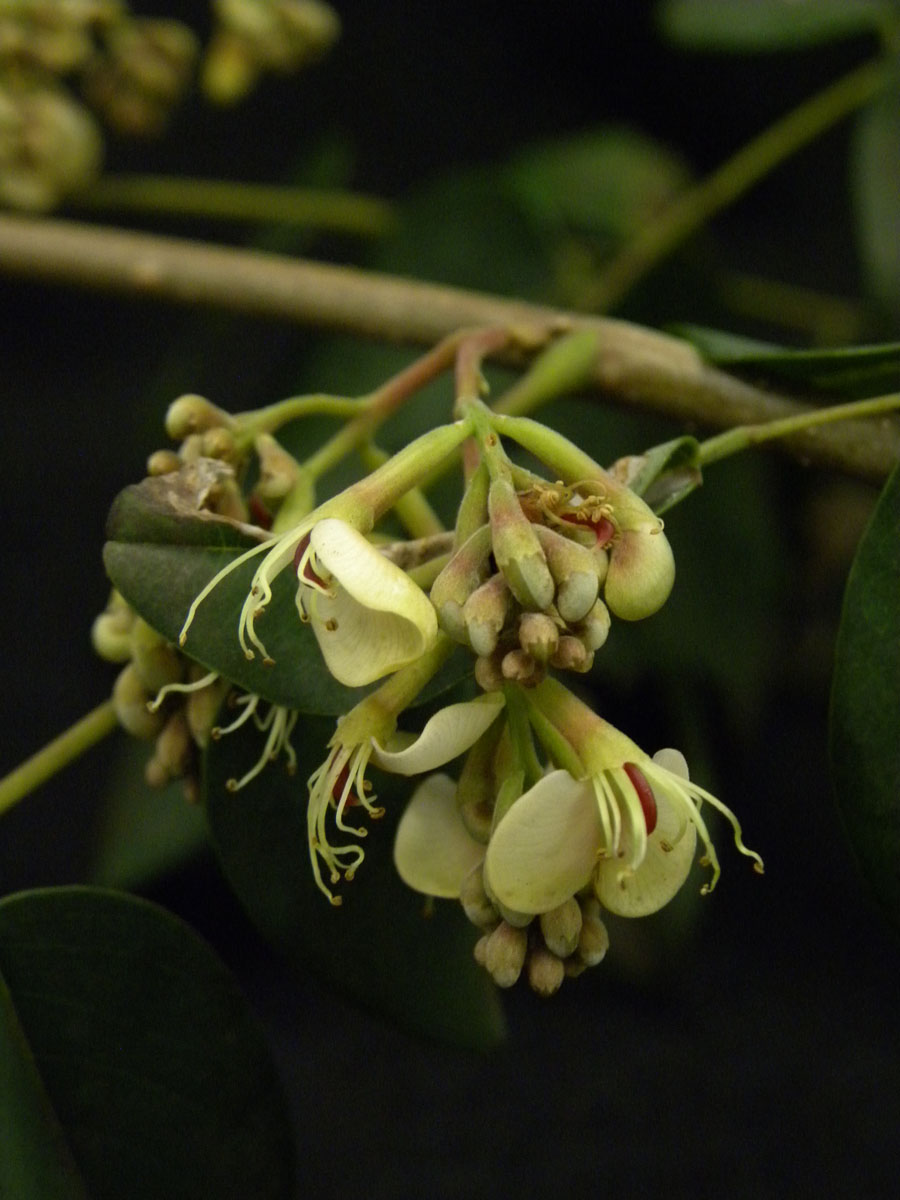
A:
[0, 212, 897, 481]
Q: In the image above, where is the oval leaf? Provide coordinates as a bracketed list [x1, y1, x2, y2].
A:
[0, 887, 294, 1200]
[830, 462, 900, 925]
[658, 0, 888, 51]
[204, 712, 505, 1050]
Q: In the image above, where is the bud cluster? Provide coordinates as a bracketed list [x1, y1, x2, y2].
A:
[431, 468, 673, 688]
[464, 864, 610, 996]
[95, 589, 228, 801]
[202, 0, 340, 105]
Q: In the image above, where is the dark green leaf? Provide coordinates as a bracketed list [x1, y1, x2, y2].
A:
[0, 973, 89, 1200]
[672, 324, 900, 397]
[657, 0, 888, 51]
[204, 712, 506, 1050]
[103, 477, 471, 715]
[830, 462, 900, 925]
[853, 77, 900, 323]
[90, 740, 208, 890]
[0, 887, 294, 1200]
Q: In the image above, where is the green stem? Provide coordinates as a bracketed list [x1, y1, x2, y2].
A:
[0, 700, 118, 818]
[589, 56, 887, 310]
[235, 392, 364, 448]
[699, 392, 900, 466]
[501, 685, 544, 789]
[360, 443, 446, 539]
[72, 175, 395, 238]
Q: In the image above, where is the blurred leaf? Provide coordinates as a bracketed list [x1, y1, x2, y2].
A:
[103, 477, 471, 715]
[853, 76, 900, 324]
[90, 740, 208, 890]
[672, 324, 900, 396]
[505, 128, 689, 242]
[830, 462, 900, 926]
[0, 887, 294, 1200]
[204, 712, 506, 1050]
[657, 0, 888, 51]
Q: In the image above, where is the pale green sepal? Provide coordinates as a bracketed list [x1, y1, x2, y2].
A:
[604, 527, 675, 620]
[485, 770, 602, 915]
[371, 693, 505, 775]
[393, 774, 486, 898]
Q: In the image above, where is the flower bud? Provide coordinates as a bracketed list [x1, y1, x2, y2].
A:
[456, 722, 503, 842]
[91, 595, 135, 663]
[112, 664, 164, 740]
[146, 711, 193, 786]
[489, 477, 554, 611]
[483, 921, 528, 988]
[186, 676, 230, 749]
[539, 896, 583, 958]
[518, 611, 559, 663]
[550, 636, 593, 674]
[474, 651, 505, 693]
[527, 945, 566, 997]
[429, 523, 492, 642]
[459, 865, 497, 929]
[165, 394, 234, 440]
[533, 524, 602, 623]
[577, 910, 610, 967]
[604, 526, 675, 621]
[201, 427, 237, 462]
[146, 449, 181, 476]
[129, 618, 184, 694]
[501, 649, 541, 686]
[576, 599, 611, 652]
[463, 572, 510, 657]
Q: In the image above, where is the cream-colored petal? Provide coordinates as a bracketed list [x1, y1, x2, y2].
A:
[393, 774, 485, 898]
[306, 520, 438, 686]
[595, 790, 697, 917]
[485, 770, 602, 915]
[371, 693, 505, 775]
[310, 586, 435, 686]
[311, 519, 438, 634]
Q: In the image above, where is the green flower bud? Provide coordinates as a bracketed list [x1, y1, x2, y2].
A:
[577, 909, 610, 967]
[459, 865, 498, 930]
[501, 648, 541, 686]
[539, 896, 583, 958]
[489, 477, 553, 610]
[550, 636, 593, 674]
[576, 599, 611, 652]
[463, 572, 510, 657]
[185, 675, 230, 749]
[533, 524, 603, 622]
[112, 664, 164, 740]
[605, 526, 675, 620]
[429, 523, 493, 642]
[518, 611, 559, 664]
[165, 394, 234, 440]
[483, 920, 528, 988]
[254, 432, 300, 501]
[129, 618, 184, 694]
[456, 718, 504, 842]
[146, 449, 181, 476]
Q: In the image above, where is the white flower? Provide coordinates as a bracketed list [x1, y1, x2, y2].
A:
[295, 519, 438, 687]
[308, 690, 504, 903]
[485, 747, 762, 918]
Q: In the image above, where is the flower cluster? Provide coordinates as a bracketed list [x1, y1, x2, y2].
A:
[98, 350, 762, 997]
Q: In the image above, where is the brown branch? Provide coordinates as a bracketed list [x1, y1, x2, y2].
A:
[0, 211, 897, 481]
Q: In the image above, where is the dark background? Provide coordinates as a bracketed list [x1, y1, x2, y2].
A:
[1, 3, 898, 1197]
